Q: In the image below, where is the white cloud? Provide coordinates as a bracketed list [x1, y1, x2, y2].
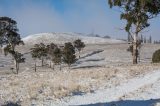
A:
[10, 3, 68, 37]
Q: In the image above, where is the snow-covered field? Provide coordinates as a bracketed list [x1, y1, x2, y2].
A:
[0, 40, 160, 106]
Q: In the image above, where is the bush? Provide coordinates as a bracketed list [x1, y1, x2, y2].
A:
[152, 49, 160, 63]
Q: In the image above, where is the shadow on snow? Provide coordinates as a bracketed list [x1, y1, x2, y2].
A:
[75, 99, 160, 106]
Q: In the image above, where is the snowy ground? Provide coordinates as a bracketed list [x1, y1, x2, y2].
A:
[23, 32, 125, 45]
[62, 70, 160, 106]
[0, 43, 160, 106]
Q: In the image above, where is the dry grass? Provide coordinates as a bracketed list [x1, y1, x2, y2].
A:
[0, 67, 120, 104]
[1, 44, 160, 105]
[1, 63, 160, 105]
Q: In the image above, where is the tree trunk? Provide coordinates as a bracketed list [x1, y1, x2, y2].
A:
[68, 64, 71, 69]
[49, 61, 51, 68]
[52, 63, 54, 70]
[41, 58, 44, 67]
[133, 32, 138, 64]
[132, 21, 140, 64]
[79, 51, 80, 58]
[138, 48, 140, 62]
[35, 62, 37, 72]
[133, 42, 138, 64]
[0, 47, 2, 54]
[18, 63, 19, 73]
[60, 64, 61, 71]
[15, 61, 19, 74]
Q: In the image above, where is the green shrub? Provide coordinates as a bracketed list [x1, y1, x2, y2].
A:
[152, 49, 160, 63]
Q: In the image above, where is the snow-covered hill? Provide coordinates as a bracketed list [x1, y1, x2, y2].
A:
[23, 32, 125, 45]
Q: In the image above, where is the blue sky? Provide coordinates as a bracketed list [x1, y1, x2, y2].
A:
[0, 0, 160, 40]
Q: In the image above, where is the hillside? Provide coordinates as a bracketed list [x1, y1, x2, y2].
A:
[22, 32, 125, 45]
[1, 44, 160, 106]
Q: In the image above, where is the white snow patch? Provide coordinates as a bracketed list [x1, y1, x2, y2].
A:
[22, 32, 125, 45]
[61, 70, 160, 105]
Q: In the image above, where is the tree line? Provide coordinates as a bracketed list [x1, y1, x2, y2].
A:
[30, 39, 85, 72]
[128, 34, 153, 44]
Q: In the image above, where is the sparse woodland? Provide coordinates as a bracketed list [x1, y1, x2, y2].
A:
[1, 1, 160, 105]
[0, 0, 160, 73]
[0, 17, 85, 73]
[30, 40, 85, 72]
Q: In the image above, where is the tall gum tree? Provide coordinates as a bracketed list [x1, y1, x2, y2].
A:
[108, 0, 160, 64]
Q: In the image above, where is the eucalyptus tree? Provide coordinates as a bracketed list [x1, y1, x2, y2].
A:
[63, 42, 76, 68]
[108, 0, 160, 64]
[4, 45, 25, 74]
[0, 17, 24, 73]
[52, 46, 62, 70]
[30, 43, 47, 68]
[46, 43, 57, 69]
[73, 39, 85, 58]
[30, 44, 39, 72]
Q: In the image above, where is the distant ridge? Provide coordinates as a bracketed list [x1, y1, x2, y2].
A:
[23, 32, 125, 45]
